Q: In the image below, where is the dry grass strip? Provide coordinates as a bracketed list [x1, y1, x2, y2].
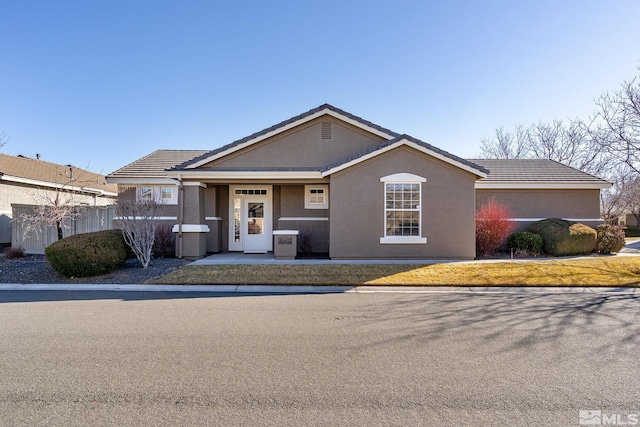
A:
[147, 256, 640, 287]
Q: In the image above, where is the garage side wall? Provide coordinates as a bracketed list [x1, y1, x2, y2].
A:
[476, 189, 603, 231]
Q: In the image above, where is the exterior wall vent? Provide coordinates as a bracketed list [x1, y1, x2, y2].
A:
[321, 121, 332, 140]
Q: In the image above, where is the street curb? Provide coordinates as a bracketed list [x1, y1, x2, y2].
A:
[0, 284, 638, 294]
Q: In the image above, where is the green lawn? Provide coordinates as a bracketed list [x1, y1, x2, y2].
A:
[147, 255, 640, 287]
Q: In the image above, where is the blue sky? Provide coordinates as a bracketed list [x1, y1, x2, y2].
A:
[2, 0, 639, 175]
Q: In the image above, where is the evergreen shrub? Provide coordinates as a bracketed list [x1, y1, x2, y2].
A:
[507, 231, 544, 255]
[45, 229, 128, 277]
[528, 218, 596, 256]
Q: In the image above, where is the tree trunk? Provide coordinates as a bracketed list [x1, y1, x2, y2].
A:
[56, 221, 63, 241]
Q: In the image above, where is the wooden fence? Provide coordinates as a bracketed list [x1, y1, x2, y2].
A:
[11, 204, 116, 254]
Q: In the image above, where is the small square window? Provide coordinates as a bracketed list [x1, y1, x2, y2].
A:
[305, 185, 329, 209]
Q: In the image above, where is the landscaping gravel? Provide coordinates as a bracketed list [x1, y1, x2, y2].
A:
[0, 254, 191, 284]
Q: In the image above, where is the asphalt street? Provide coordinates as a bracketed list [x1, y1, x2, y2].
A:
[0, 290, 639, 426]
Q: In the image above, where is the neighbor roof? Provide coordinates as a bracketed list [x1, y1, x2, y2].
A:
[107, 149, 209, 183]
[471, 159, 611, 189]
[0, 153, 117, 195]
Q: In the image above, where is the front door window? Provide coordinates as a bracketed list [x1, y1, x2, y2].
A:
[247, 202, 264, 235]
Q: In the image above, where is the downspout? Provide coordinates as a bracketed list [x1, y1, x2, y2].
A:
[178, 174, 184, 259]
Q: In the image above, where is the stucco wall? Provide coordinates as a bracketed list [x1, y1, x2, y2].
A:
[329, 147, 477, 259]
[202, 117, 387, 169]
[276, 185, 329, 253]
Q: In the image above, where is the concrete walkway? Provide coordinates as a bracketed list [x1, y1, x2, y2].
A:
[189, 252, 462, 265]
[188, 238, 640, 265]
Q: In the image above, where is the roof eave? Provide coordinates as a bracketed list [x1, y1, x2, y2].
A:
[1, 174, 117, 196]
[106, 177, 178, 185]
[475, 181, 612, 189]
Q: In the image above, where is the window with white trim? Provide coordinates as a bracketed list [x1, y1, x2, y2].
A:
[137, 186, 178, 204]
[305, 185, 329, 209]
[380, 173, 427, 244]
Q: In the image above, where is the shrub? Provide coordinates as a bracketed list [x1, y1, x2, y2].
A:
[596, 224, 626, 254]
[152, 224, 175, 258]
[3, 246, 26, 259]
[528, 218, 596, 256]
[45, 229, 128, 277]
[507, 232, 544, 255]
[476, 198, 515, 256]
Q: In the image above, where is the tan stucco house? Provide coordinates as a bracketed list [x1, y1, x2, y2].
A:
[107, 104, 611, 259]
[0, 153, 117, 246]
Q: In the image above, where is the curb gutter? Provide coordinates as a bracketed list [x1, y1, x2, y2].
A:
[0, 284, 638, 294]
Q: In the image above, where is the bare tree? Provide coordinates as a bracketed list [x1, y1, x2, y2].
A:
[600, 169, 634, 224]
[18, 165, 93, 241]
[479, 119, 610, 176]
[592, 70, 640, 175]
[18, 192, 86, 241]
[116, 200, 164, 268]
[479, 125, 530, 159]
[619, 174, 640, 226]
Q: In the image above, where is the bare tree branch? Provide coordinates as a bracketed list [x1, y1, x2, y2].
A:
[116, 200, 164, 269]
[16, 164, 101, 241]
[479, 125, 530, 159]
[592, 72, 640, 175]
[0, 132, 8, 150]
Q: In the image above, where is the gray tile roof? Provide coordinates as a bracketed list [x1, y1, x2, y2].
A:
[0, 153, 117, 193]
[470, 159, 611, 183]
[322, 134, 490, 175]
[108, 150, 209, 179]
[172, 104, 400, 171]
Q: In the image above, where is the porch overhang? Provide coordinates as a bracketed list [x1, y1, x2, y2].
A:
[166, 170, 325, 182]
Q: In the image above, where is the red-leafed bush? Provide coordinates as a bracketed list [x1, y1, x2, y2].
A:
[476, 198, 515, 257]
[152, 224, 175, 258]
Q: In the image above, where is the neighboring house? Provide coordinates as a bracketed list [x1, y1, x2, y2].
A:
[615, 212, 639, 227]
[0, 153, 117, 245]
[107, 104, 611, 259]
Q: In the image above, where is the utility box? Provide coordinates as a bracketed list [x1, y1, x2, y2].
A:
[273, 230, 298, 260]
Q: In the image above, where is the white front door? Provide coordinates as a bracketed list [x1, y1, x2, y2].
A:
[229, 186, 272, 253]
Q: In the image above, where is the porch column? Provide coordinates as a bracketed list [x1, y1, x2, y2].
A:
[174, 181, 209, 259]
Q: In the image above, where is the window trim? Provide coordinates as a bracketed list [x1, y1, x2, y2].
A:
[304, 185, 329, 209]
[380, 173, 427, 244]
